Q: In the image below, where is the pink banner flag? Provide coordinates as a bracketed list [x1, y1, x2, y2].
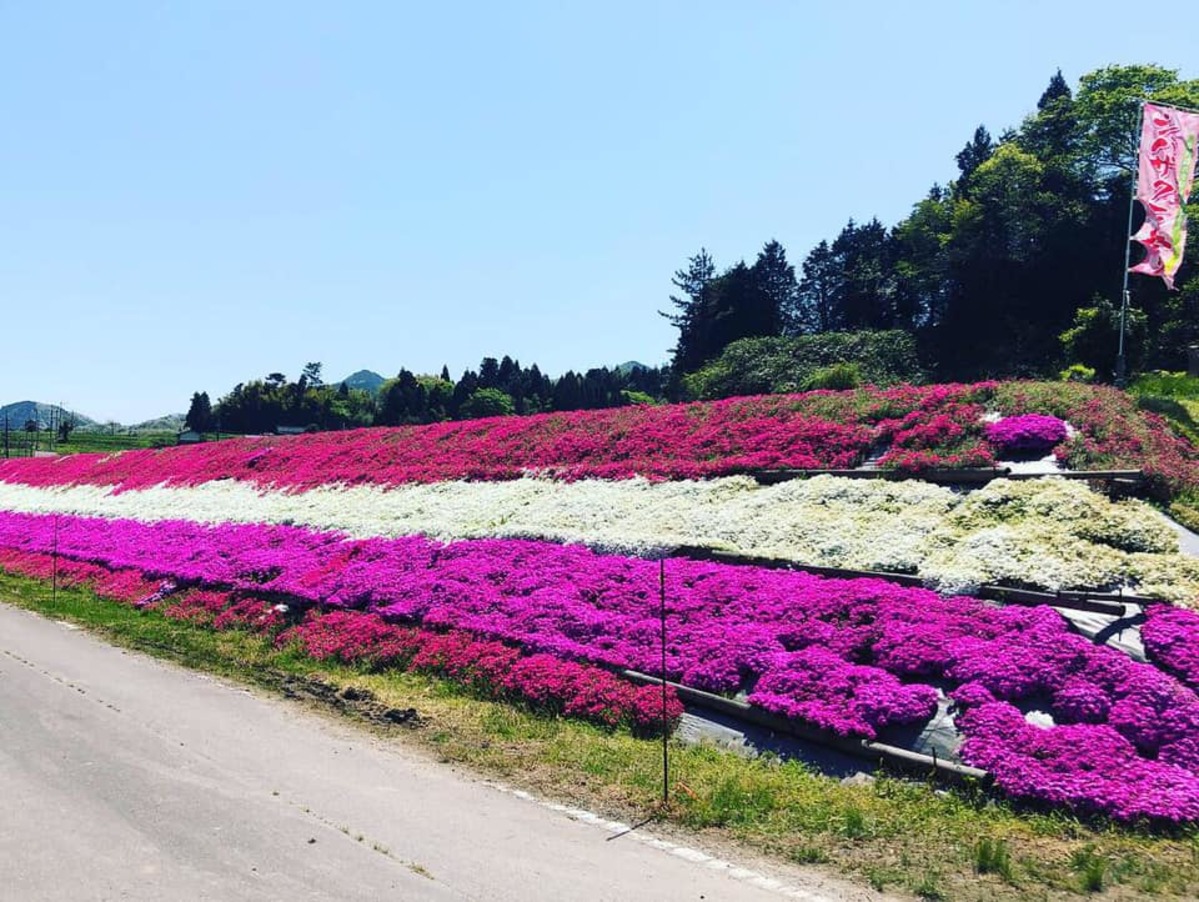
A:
[1130, 102, 1199, 289]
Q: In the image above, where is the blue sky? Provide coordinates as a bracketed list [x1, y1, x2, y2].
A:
[1, 1, 1194, 423]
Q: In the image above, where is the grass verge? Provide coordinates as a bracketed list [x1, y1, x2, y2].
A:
[3, 570, 1198, 901]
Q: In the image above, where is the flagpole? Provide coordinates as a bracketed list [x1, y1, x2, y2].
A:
[1115, 167, 1136, 387]
[1116, 103, 1145, 388]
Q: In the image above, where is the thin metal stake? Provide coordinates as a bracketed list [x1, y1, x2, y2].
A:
[52, 515, 59, 604]
[659, 557, 669, 805]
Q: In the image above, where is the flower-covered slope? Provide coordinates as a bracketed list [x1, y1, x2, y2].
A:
[2, 381, 1195, 499]
[2, 381, 1199, 823]
[1, 512, 1197, 822]
[0, 399, 877, 489]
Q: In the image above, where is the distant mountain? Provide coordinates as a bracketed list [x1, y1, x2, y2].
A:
[335, 370, 387, 393]
[130, 413, 186, 432]
[615, 361, 650, 375]
[0, 401, 98, 431]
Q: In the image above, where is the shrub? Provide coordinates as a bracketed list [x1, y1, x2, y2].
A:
[458, 388, 516, 419]
[800, 362, 863, 391]
[683, 330, 923, 399]
[1060, 364, 1096, 383]
[620, 389, 657, 406]
[1059, 296, 1147, 379]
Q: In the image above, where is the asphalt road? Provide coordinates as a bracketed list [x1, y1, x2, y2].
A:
[0, 603, 881, 902]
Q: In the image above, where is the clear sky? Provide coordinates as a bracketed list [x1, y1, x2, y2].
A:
[1, 1, 1194, 423]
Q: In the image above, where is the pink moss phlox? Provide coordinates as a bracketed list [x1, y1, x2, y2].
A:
[0, 381, 1191, 490]
[162, 589, 237, 625]
[278, 610, 682, 733]
[958, 701, 1199, 823]
[985, 414, 1069, 455]
[1142, 605, 1199, 693]
[0, 399, 876, 490]
[747, 647, 938, 738]
[3, 510, 1199, 822]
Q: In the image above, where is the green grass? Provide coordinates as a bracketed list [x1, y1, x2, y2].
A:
[1128, 371, 1199, 445]
[974, 836, 1014, 882]
[1129, 372, 1199, 400]
[4, 570, 1199, 900]
[1126, 372, 1199, 527]
[3, 430, 248, 457]
[62, 432, 179, 453]
[1072, 845, 1109, 893]
[4, 430, 174, 456]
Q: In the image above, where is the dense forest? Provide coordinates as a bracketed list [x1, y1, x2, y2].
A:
[186, 65, 1199, 434]
[184, 360, 665, 434]
[665, 65, 1199, 384]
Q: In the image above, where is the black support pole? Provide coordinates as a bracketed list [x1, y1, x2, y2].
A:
[659, 557, 668, 805]
[52, 515, 59, 604]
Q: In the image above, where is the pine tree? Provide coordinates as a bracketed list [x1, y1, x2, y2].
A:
[661, 249, 717, 375]
[184, 392, 213, 432]
[752, 240, 799, 333]
[708, 261, 780, 349]
[552, 371, 583, 410]
[450, 370, 479, 418]
[1038, 69, 1071, 109]
[795, 240, 841, 333]
[832, 219, 895, 330]
[478, 357, 501, 389]
[956, 125, 995, 182]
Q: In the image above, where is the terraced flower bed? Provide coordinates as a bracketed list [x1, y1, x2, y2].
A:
[1, 511, 1198, 823]
[1, 475, 1195, 602]
[3, 381, 1196, 504]
[2, 381, 1199, 826]
[0, 381, 1185, 488]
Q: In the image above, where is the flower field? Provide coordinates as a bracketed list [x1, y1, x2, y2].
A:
[3, 381, 1195, 491]
[2, 380, 1199, 824]
[0, 474, 1195, 601]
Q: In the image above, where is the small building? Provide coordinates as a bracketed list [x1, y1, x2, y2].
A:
[177, 429, 202, 445]
[275, 426, 306, 436]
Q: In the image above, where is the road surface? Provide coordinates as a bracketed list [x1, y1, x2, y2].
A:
[0, 603, 881, 902]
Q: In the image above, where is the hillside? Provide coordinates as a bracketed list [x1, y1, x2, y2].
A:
[614, 360, 649, 375]
[334, 370, 386, 393]
[0, 401, 97, 431]
[128, 413, 186, 433]
[4, 378, 1199, 896]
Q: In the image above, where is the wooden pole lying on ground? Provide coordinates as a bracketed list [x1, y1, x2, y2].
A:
[748, 467, 1143, 486]
[673, 545, 1151, 615]
[621, 668, 988, 785]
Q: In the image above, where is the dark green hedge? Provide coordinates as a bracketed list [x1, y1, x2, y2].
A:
[682, 331, 924, 400]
